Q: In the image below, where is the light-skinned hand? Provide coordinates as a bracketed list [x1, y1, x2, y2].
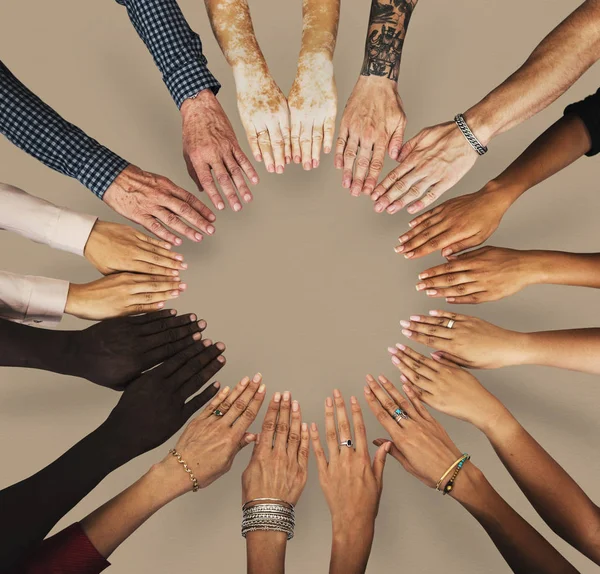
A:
[181, 90, 259, 212]
[103, 165, 216, 245]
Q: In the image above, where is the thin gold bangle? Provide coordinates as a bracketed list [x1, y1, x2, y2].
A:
[436, 454, 467, 491]
[169, 448, 199, 493]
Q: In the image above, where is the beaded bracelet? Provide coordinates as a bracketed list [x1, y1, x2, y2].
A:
[436, 454, 468, 492]
[168, 448, 199, 492]
[443, 454, 470, 496]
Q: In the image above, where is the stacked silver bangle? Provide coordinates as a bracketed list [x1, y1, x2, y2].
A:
[242, 498, 295, 540]
[454, 113, 488, 155]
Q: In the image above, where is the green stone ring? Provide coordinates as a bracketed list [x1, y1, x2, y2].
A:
[213, 409, 224, 417]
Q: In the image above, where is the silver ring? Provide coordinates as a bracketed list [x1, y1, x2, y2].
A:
[256, 130, 268, 137]
[393, 408, 408, 423]
[213, 409, 224, 417]
[447, 319, 455, 329]
[339, 439, 353, 448]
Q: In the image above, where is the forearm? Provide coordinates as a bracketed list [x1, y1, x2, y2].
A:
[464, 0, 600, 145]
[481, 114, 592, 207]
[204, 0, 267, 80]
[452, 464, 579, 574]
[329, 520, 374, 574]
[246, 531, 287, 574]
[521, 328, 600, 374]
[0, 423, 132, 568]
[81, 456, 188, 558]
[522, 251, 600, 289]
[298, 0, 340, 61]
[0, 61, 128, 199]
[360, 0, 419, 83]
[479, 410, 600, 564]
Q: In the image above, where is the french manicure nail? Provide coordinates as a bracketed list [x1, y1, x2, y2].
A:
[416, 283, 425, 291]
[396, 245, 405, 253]
[426, 289, 437, 296]
[404, 252, 414, 259]
[418, 273, 428, 280]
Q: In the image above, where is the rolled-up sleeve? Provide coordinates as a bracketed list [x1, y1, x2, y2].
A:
[115, 0, 221, 108]
[564, 88, 600, 157]
[0, 182, 97, 256]
[0, 271, 68, 326]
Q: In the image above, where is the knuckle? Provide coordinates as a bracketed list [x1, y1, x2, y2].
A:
[356, 157, 370, 169]
[443, 262, 455, 273]
[262, 420, 277, 433]
[243, 407, 257, 421]
[276, 422, 289, 434]
[233, 399, 247, 413]
[288, 432, 301, 443]
[376, 411, 390, 424]
[426, 336, 437, 346]
[326, 430, 338, 442]
[216, 174, 231, 185]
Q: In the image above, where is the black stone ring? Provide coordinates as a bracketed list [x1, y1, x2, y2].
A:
[339, 439, 353, 448]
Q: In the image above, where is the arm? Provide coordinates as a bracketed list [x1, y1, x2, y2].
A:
[412, 247, 600, 305]
[400, 312, 600, 375]
[204, 0, 291, 175]
[364, 377, 579, 574]
[336, 0, 418, 196]
[0, 341, 225, 569]
[391, 346, 600, 566]
[396, 113, 593, 259]
[287, 0, 340, 170]
[372, 0, 600, 215]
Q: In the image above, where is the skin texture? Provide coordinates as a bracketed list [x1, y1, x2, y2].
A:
[288, 0, 340, 170]
[336, 0, 419, 196]
[84, 220, 185, 276]
[372, 0, 600, 214]
[103, 164, 216, 245]
[311, 390, 389, 574]
[205, 0, 291, 174]
[181, 89, 259, 212]
[397, 113, 592, 258]
[0, 341, 224, 569]
[65, 273, 185, 320]
[244, 392, 310, 574]
[399, 310, 600, 375]
[415, 247, 600, 304]
[364, 379, 579, 574]
[391, 347, 600, 565]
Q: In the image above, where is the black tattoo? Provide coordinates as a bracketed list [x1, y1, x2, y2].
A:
[361, 0, 417, 81]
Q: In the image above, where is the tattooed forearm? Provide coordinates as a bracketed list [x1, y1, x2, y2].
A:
[361, 0, 418, 81]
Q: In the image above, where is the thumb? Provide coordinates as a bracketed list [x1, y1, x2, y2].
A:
[373, 441, 391, 486]
[388, 126, 405, 160]
[238, 432, 257, 453]
[373, 438, 404, 463]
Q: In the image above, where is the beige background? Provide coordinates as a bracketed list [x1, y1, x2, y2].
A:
[1, 1, 599, 572]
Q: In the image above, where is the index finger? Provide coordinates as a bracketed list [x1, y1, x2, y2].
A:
[349, 396, 368, 456]
[257, 392, 282, 452]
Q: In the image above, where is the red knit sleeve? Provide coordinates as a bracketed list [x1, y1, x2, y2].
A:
[18, 523, 110, 574]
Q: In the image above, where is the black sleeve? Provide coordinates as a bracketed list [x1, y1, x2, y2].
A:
[564, 87, 600, 156]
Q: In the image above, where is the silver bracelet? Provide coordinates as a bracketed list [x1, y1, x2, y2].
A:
[241, 502, 295, 540]
[454, 113, 488, 156]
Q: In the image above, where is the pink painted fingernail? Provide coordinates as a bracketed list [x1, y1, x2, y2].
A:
[218, 202, 225, 210]
[244, 194, 252, 202]
[447, 297, 456, 302]
[175, 255, 183, 261]
[198, 320, 207, 329]
[217, 355, 226, 363]
[426, 289, 437, 296]
[216, 342, 226, 351]
[387, 346, 397, 354]
[170, 290, 180, 297]
[234, 203, 242, 212]
[174, 238, 182, 246]
[400, 320, 410, 328]
[400, 374, 409, 383]
[392, 355, 401, 366]
[402, 329, 413, 338]
[429, 310, 440, 316]
[395, 343, 406, 351]
[410, 316, 420, 321]
[208, 213, 216, 222]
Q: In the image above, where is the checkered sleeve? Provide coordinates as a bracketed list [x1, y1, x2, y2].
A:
[115, 0, 221, 108]
[0, 61, 129, 199]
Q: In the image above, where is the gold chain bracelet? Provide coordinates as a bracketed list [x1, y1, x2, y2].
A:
[169, 448, 199, 492]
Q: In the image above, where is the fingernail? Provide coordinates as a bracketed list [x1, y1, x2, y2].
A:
[366, 374, 375, 383]
[303, 162, 311, 170]
[442, 249, 453, 256]
[387, 346, 397, 354]
[333, 388, 341, 398]
[391, 148, 399, 158]
[203, 338, 212, 346]
[416, 283, 425, 291]
[402, 383, 411, 393]
[302, 422, 308, 431]
[213, 382, 220, 389]
[178, 283, 187, 290]
[387, 206, 398, 214]
[402, 329, 413, 338]
[285, 156, 291, 164]
[311, 422, 317, 431]
[374, 203, 384, 213]
[234, 203, 242, 212]
[175, 238, 182, 246]
[426, 289, 437, 296]
[253, 373, 262, 383]
[217, 356, 226, 363]
[222, 386, 230, 395]
[216, 342, 226, 351]
[157, 302, 165, 307]
[274, 392, 281, 402]
[384, 441, 392, 452]
[192, 332, 201, 340]
[324, 147, 331, 154]
[175, 255, 184, 261]
[244, 194, 252, 202]
[292, 400, 299, 412]
[391, 355, 401, 366]
[195, 232, 203, 241]
[171, 272, 178, 278]
[447, 297, 456, 302]
[395, 245, 405, 253]
[258, 383, 266, 394]
[240, 376, 250, 387]
[399, 235, 408, 243]
[395, 343, 406, 351]
[218, 202, 225, 210]
[294, 155, 301, 163]
[276, 165, 284, 174]
[207, 226, 215, 235]
[255, 154, 262, 162]
[325, 396, 333, 407]
[208, 213, 216, 222]
[404, 252, 414, 259]
[400, 374, 408, 383]
[312, 159, 319, 168]
[198, 320, 206, 329]
[419, 273, 428, 280]
[180, 262, 188, 269]
[407, 206, 417, 214]
[400, 320, 410, 328]
[409, 315, 420, 321]
[429, 310, 440, 316]
[170, 291, 180, 297]
[364, 385, 371, 395]
[283, 391, 290, 402]
[252, 176, 259, 184]
[350, 396, 357, 404]
[268, 164, 275, 173]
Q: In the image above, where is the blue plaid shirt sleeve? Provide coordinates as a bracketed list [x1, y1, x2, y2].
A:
[0, 61, 129, 199]
[115, 0, 221, 108]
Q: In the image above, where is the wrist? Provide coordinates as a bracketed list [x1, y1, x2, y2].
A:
[478, 179, 523, 211]
[145, 456, 193, 504]
[473, 400, 515, 436]
[462, 104, 498, 148]
[233, 59, 270, 89]
[355, 74, 397, 91]
[180, 89, 216, 119]
[64, 283, 83, 317]
[448, 462, 489, 506]
[332, 515, 375, 542]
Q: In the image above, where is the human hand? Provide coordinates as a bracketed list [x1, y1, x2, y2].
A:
[371, 121, 479, 214]
[335, 76, 405, 196]
[311, 390, 389, 531]
[399, 310, 529, 369]
[235, 70, 291, 174]
[242, 391, 309, 505]
[181, 90, 259, 213]
[104, 339, 226, 458]
[288, 57, 337, 170]
[415, 247, 536, 304]
[395, 188, 510, 259]
[364, 375, 463, 490]
[65, 273, 184, 320]
[103, 164, 216, 245]
[157, 373, 267, 494]
[387, 344, 507, 429]
[84, 221, 186, 277]
[70, 310, 208, 390]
